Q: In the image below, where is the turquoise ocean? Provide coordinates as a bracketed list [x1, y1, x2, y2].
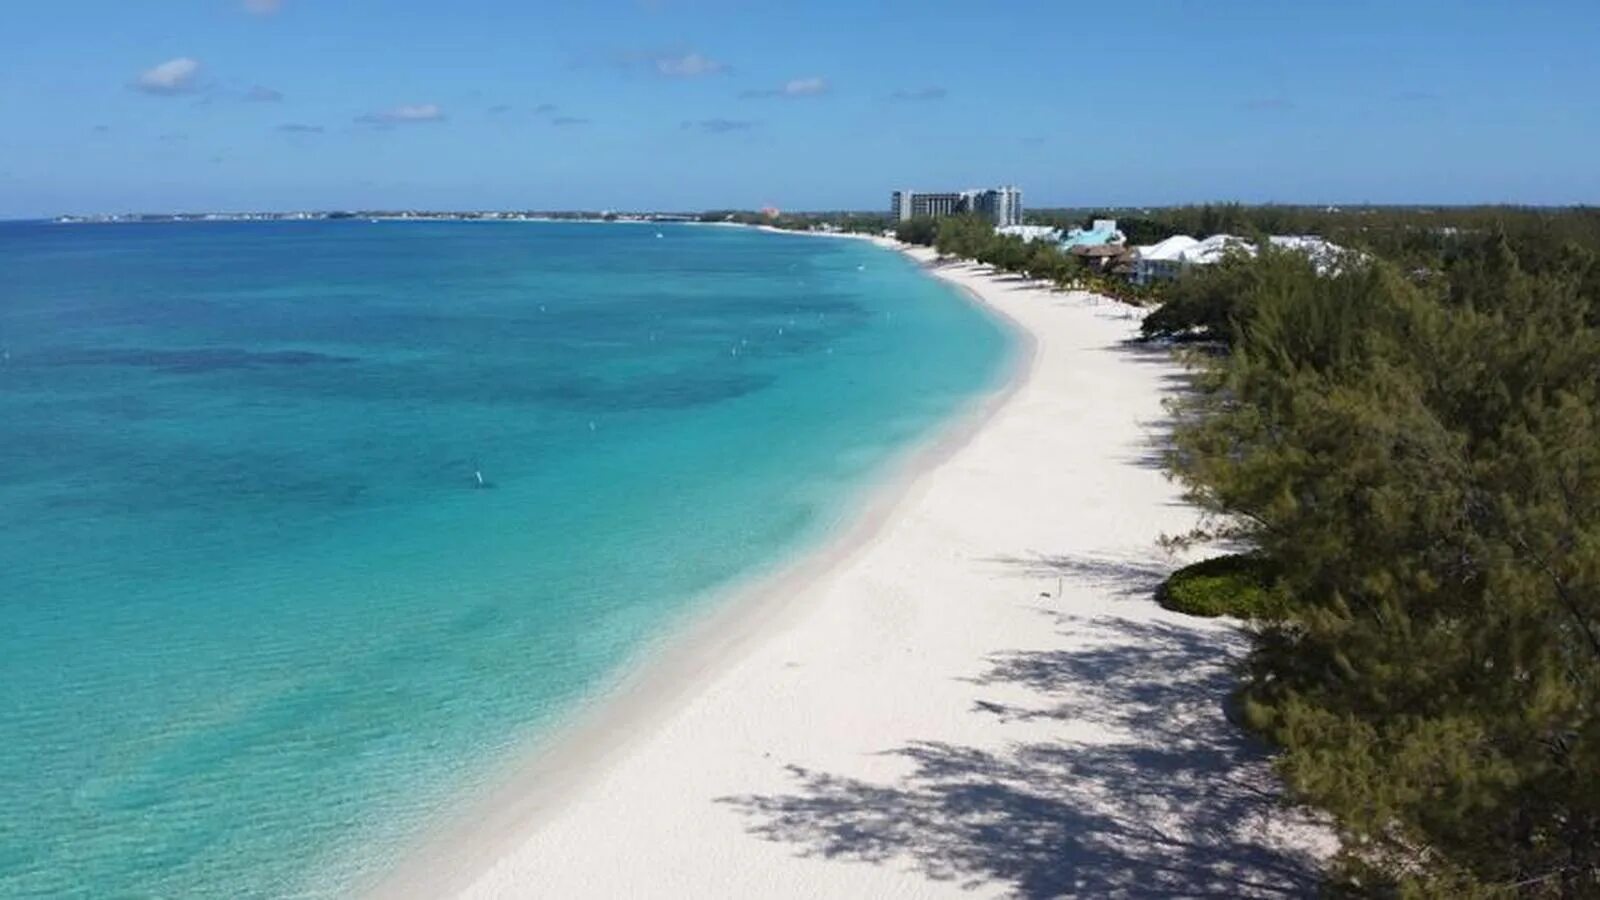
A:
[0, 220, 1010, 896]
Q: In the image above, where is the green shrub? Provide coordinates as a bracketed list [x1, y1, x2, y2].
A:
[1156, 554, 1287, 620]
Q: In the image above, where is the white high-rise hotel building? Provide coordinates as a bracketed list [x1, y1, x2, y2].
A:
[890, 186, 1022, 227]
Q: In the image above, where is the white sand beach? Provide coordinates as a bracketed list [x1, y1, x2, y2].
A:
[376, 241, 1334, 898]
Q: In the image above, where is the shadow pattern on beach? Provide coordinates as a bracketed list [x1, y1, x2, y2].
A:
[985, 552, 1173, 601]
[718, 615, 1324, 898]
[1106, 339, 1198, 474]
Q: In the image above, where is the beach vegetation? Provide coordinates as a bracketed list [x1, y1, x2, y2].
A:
[1156, 554, 1287, 620]
[932, 214, 996, 259]
[895, 216, 939, 246]
[1161, 222, 1600, 895]
[1139, 245, 1295, 342]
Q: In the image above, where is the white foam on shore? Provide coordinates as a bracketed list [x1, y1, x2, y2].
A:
[369, 235, 1335, 899]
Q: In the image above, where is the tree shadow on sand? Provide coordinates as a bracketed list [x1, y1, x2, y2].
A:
[984, 552, 1174, 601]
[718, 617, 1326, 898]
[1107, 340, 1198, 473]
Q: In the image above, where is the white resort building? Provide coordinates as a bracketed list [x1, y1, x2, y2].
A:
[891, 186, 1023, 227]
[1129, 233, 1348, 285]
[995, 224, 1062, 243]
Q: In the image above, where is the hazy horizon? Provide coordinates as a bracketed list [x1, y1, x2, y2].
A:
[15, 199, 1600, 224]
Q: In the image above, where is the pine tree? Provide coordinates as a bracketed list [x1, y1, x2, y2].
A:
[1166, 236, 1600, 895]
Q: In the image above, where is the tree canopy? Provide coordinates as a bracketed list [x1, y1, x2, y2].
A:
[1161, 228, 1600, 896]
[894, 216, 939, 246]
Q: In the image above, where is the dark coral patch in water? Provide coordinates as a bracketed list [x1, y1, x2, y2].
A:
[30, 347, 357, 374]
[537, 371, 775, 411]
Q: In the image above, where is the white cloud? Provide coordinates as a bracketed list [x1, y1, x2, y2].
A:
[740, 76, 829, 100]
[890, 86, 947, 102]
[781, 77, 828, 97]
[356, 103, 446, 125]
[243, 0, 282, 15]
[655, 52, 724, 77]
[133, 57, 202, 95]
[683, 118, 756, 134]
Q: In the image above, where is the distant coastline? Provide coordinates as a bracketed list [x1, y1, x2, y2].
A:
[47, 210, 709, 225]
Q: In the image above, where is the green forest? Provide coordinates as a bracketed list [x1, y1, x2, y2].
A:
[885, 204, 1600, 894]
[1138, 211, 1600, 896]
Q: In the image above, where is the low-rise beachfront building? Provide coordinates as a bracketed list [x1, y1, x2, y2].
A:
[1070, 243, 1135, 274]
[1128, 233, 1347, 284]
[1266, 235, 1347, 273]
[891, 186, 1023, 227]
[1130, 234, 1200, 285]
[1134, 234, 1252, 284]
[1059, 219, 1126, 251]
[1181, 233, 1254, 265]
[996, 224, 1062, 243]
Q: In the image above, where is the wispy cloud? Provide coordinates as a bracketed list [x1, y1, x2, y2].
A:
[492, 103, 573, 122]
[244, 85, 283, 102]
[92, 124, 112, 134]
[683, 118, 755, 134]
[132, 57, 203, 96]
[575, 46, 730, 79]
[355, 103, 446, 125]
[276, 123, 324, 134]
[741, 76, 829, 99]
[654, 51, 725, 77]
[243, 0, 282, 14]
[1240, 96, 1294, 112]
[889, 86, 946, 102]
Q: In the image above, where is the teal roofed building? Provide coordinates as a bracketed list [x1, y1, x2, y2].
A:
[1059, 219, 1126, 250]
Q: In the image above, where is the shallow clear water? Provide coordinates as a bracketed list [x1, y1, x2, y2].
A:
[0, 220, 1010, 896]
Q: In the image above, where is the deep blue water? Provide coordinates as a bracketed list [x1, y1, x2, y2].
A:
[0, 219, 1010, 896]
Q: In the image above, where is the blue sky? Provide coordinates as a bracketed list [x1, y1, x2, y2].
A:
[2, 0, 1598, 217]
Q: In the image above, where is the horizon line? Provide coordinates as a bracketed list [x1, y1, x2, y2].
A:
[14, 200, 1600, 224]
